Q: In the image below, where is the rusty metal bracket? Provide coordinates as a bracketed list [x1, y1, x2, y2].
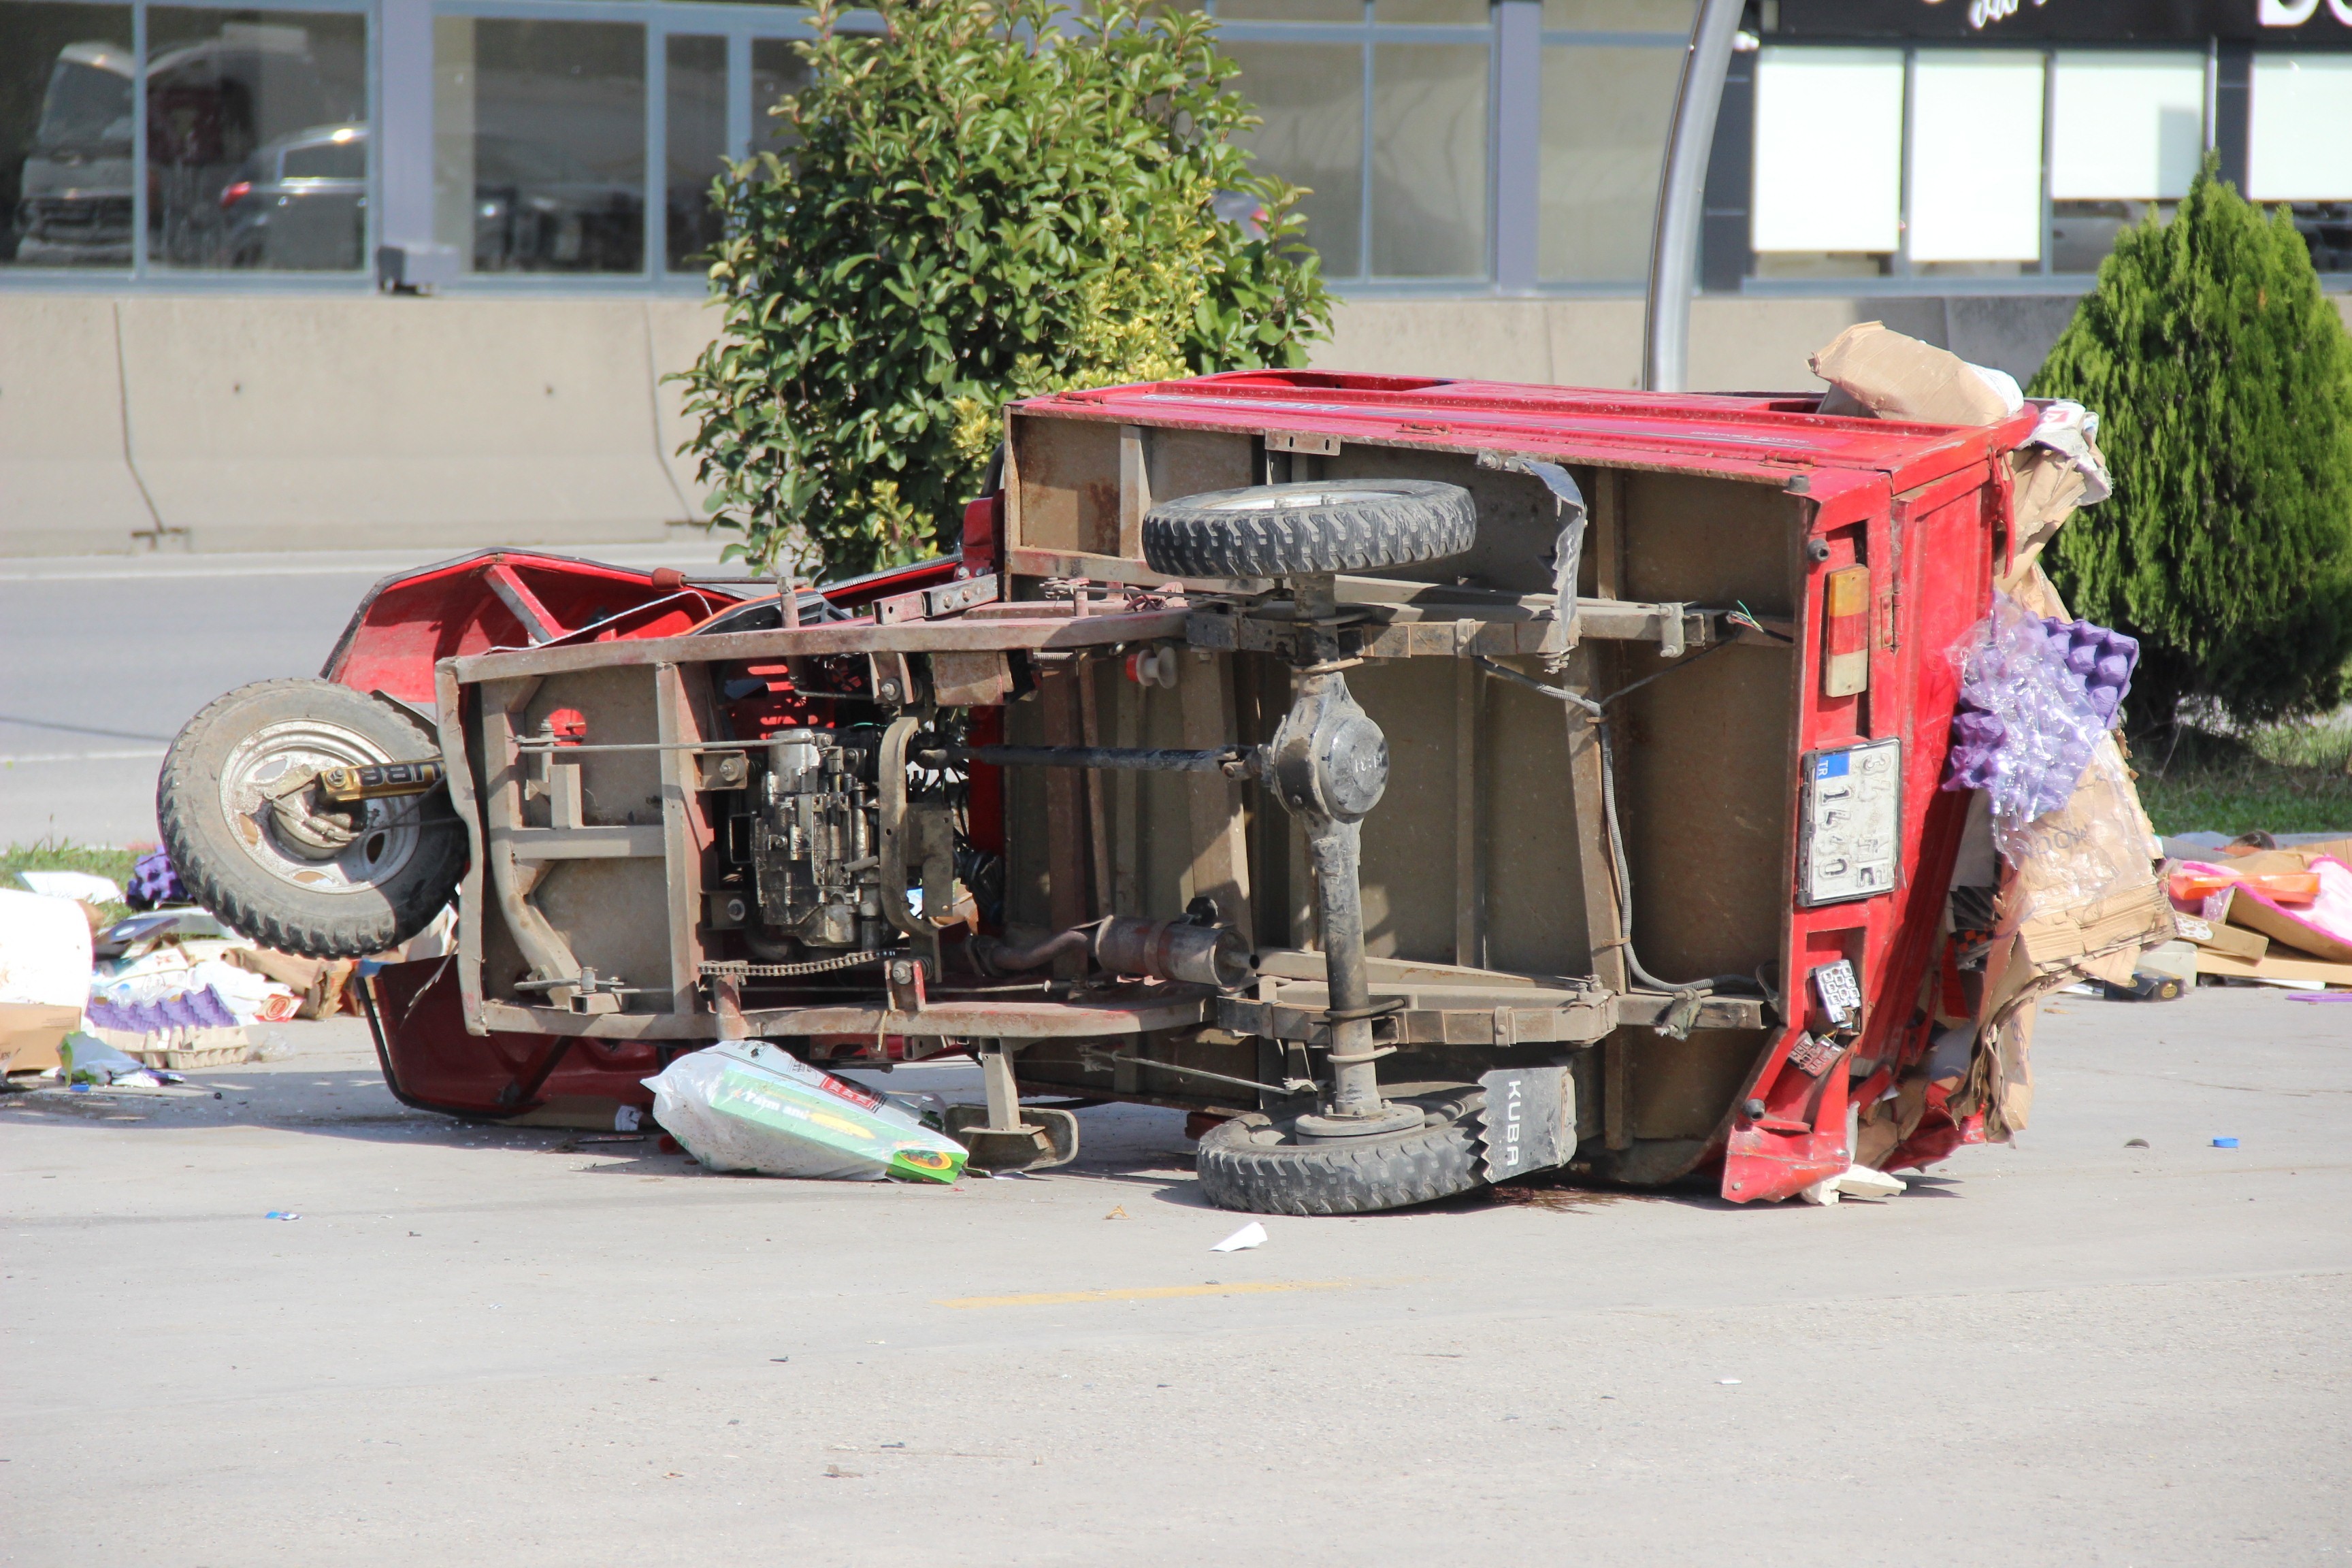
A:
[1479, 453, 1588, 668]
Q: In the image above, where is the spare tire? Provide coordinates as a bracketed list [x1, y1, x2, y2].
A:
[1195, 1088, 1488, 1215]
[1141, 478, 1476, 580]
[158, 679, 466, 958]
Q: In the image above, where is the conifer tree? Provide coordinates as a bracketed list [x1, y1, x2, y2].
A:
[2029, 155, 2352, 730]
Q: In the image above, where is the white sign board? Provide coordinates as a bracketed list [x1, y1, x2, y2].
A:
[1801, 739, 1901, 906]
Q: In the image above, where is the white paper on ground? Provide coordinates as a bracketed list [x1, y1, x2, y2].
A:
[1800, 1162, 1908, 1205]
[17, 870, 122, 903]
[0, 889, 95, 1007]
[1837, 1164, 1907, 1199]
[1210, 1222, 1268, 1252]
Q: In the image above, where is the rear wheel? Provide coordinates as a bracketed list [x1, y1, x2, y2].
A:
[1195, 1088, 1488, 1215]
[158, 679, 465, 958]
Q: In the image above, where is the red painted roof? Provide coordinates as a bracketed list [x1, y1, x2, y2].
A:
[1023, 371, 2040, 495]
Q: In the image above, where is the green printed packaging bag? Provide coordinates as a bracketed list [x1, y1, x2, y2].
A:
[643, 1041, 966, 1182]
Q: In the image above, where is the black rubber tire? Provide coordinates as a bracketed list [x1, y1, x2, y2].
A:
[1141, 479, 1476, 580]
[158, 679, 466, 958]
[1196, 1088, 1488, 1215]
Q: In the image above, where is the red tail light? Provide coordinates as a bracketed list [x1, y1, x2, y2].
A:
[218, 180, 252, 209]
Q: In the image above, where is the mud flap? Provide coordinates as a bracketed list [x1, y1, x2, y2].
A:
[1478, 1067, 1575, 1183]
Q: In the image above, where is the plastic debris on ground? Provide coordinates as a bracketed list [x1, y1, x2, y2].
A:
[4, 864, 363, 1074]
[125, 848, 187, 911]
[1210, 1221, 1268, 1252]
[78, 911, 338, 1064]
[641, 1041, 967, 1182]
[56, 1032, 182, 1087]
[95, 949, 299, 1024]
[2164, 846, 2352, 989]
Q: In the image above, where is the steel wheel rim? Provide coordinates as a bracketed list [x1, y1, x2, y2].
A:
[217, 718, 423, 896]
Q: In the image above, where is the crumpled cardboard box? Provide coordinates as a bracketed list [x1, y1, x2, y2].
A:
[0, 1003, 84, 1075]
[2009, 451, 2093, 570]
[1955, 564, 2172, 1140]
[1812, 320, 2104, 578]
[1810, 321, 2015, 426]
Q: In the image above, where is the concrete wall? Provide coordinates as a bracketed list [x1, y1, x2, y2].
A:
[1305, 292, 2106, 392]
[5, 288, 2347, 556]
[1, 291, 723, 556]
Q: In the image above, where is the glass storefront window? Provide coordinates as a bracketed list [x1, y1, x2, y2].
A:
[1370, 42, 1484, 278]
[1906, 51, 2042, 272]
[1538, 44, 1677, 282]
[2249, 54, 2352, 202]
[1750, 46, 1901, 278]
[435, 16, 646, 274]
[146, 7, 366, 271]
[2, 1, 136, 268]
[2047, 52, 2201, 274]
[1226, 39, 1364, 278]
[664, 33, 722, 270]
[2251, 54, 2352, 274]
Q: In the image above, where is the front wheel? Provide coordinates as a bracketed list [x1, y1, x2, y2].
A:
[158, 679, 466, 958]
[1195, 1088, 1488, 1215]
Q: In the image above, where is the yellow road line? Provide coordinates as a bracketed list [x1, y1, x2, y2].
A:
[937, 1279, 1356, 1309]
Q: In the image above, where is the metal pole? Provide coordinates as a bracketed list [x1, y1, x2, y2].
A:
[1304, 819, 1382, 1117]
[1641, 0, 1746, 393]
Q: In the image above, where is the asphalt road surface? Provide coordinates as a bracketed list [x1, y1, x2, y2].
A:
[0, 542, 728, 849]
[3, 985, 2345, 1565]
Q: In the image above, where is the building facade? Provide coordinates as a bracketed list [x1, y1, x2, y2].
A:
[1, 0, 2347, 552]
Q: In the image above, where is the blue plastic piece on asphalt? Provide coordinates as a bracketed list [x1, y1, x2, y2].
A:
[264, 1211, 301, 1220]
[2211, 1138, 2240, 1149]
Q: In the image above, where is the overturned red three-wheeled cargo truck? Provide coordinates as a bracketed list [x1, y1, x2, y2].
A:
[159, 371, 2036, 1213]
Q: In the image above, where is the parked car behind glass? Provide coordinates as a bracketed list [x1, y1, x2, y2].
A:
[217, 122, 365, 270]
[12, 41, 135, 266]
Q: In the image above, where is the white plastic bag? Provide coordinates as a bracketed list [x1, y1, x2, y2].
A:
[643, 1042, 967, 1182]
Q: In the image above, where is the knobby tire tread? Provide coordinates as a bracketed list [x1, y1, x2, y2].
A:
[1142, 480, 1477, 580]
[1195, 1092, 1488, 1215]
[159, 678, 464, 960]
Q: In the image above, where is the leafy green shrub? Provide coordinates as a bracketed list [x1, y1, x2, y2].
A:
[2030, 157, 2352, 732]
[675, 0, 1333, 578]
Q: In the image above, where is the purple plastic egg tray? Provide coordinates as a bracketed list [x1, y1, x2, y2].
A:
[1940, 606, 2135, 814]
[2032, 615, 2138, 722]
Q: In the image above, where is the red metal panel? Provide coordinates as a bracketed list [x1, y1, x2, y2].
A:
[1721, 450, 1998, 1203]
[1025, 372, 2040, 497]
[366, 958, 666, 1118]
[322, 551, 753, 706]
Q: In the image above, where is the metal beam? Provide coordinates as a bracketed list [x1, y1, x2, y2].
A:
[1642, 0, 1746, 393]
